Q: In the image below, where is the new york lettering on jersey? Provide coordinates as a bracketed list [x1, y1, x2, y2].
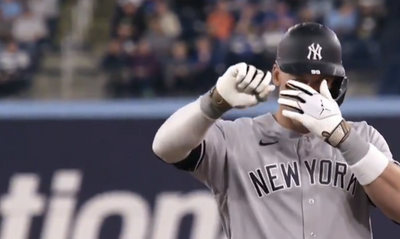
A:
[248, 158, 358, 198]
[188, 113, 391, 239]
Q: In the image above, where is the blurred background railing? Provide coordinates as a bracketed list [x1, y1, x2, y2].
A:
[0, 0, 398, 100]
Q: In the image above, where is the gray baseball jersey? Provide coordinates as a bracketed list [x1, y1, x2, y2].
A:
[186, 113, 394, 239]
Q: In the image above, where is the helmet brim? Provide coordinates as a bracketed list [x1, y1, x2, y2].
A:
[276, 60, 346, 78]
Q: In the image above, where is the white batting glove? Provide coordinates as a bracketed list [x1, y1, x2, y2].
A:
[200, 63, 275, 119]
[216, 62, 275, 108]
[277, 80, 351, 147]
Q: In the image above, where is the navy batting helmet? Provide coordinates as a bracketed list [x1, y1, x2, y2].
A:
[275, 22, 348, 106]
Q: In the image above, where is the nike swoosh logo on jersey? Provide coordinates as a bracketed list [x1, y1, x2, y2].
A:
[259, 140, 278, 146]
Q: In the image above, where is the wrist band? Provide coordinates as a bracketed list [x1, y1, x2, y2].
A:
[349, 143, 389, 185]
[199, 87, 232, 119]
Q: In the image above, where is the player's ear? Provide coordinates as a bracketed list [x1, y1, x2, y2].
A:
[272, 64, 280, 87]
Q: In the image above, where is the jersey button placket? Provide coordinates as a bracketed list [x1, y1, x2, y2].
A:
[303, 196, 318, 239]
[299, 137, 318, 239]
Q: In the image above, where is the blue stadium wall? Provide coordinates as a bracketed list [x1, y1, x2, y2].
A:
[0, 97, 399, 239]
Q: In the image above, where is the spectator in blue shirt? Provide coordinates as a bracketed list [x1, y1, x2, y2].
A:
[1, 0, 22, 22]
[324, 2, 357, 39]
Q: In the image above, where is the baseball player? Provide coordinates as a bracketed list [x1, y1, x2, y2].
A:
[152, 22, 400, 239]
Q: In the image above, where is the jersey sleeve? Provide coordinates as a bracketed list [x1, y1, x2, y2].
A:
[366, 124, 400, 210]
[367, 125, 394, 161]
[172, 120, 228, 194]
[368, 125, 400, 171]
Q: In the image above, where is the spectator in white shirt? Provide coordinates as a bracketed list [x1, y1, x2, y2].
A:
[28, 0, 60, 46]
[154, 1, 181, 38]
[12, 8, 48, 55]
[0, 40, 30, 73]
[0, 41, 31, 96]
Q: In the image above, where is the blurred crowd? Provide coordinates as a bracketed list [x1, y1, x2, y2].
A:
[0, 0, 59, 97]
[101, 0, 400, 98]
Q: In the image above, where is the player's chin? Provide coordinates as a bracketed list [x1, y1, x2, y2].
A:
[291, 118, 310, 134]
[291, 118, 303, 127]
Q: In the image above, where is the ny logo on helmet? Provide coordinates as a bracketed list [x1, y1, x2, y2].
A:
[307, 43, 322, 60]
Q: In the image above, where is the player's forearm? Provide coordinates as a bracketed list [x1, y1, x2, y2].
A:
[338, 129, 400, 222]
[152, 93, 230, 163]
[363, 163, 400, 223]
[152, 99, 215, 163]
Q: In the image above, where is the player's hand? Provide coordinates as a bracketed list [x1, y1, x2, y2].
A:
[215, 62, 275, 108]
[277, 80, 351, 147]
